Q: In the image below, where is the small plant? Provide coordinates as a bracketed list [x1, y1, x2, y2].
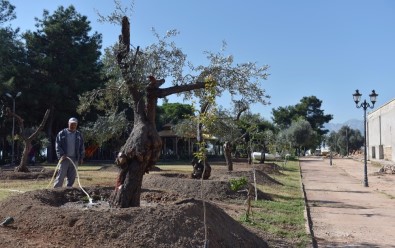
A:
[229, 177, 248, 191]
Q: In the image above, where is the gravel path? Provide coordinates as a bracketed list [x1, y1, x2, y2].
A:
[300, 157, 395, 247]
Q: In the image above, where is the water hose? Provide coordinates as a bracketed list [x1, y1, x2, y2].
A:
[47, 156, 93, 203]
[47, 159, 62, 188]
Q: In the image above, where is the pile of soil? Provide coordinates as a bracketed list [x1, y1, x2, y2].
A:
[142, 173, 272, 201]
[0, 166, 54, 180]
[0, 161, 288, 247]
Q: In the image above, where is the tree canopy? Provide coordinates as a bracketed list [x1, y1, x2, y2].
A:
[157, 102, 194, 128]
[20, 5, 104, 161]
[272, 96, 332, 149]
[23, 5, 103, 119]
[0, 0, 15, 25]
[326, 125, 363, 156]
[0, 0, 23, 95]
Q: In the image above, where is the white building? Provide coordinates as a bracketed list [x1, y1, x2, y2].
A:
[367, 98, 395, 162]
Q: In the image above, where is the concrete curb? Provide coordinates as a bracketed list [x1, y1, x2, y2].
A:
[299, 161, 317, 248]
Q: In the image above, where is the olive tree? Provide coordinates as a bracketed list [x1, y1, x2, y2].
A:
[80, 8, 269, 207]
[286, 118, 316, 155]
[3, 107, 50, 172]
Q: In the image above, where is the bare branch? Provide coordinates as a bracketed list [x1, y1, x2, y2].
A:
[28, 109, 50, 140]
[5, 107, 24, 131]
[96, 0, 134, 25]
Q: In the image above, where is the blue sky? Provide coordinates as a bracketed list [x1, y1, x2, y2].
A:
[8, 0, 395, 124]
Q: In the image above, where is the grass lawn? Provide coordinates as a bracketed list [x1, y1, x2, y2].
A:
[245, 160, 311, 247]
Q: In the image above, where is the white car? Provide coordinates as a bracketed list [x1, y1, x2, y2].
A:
[252, 152, 279, 161]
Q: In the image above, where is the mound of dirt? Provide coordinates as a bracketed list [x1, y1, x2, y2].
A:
[0, 187, 268, 248]
[99, 165, 163, 172]
[0, 166, 54, 180]
[211, 170, 283, 186]
[253, 163, 285, 175]
[142, 173, 272, 201]
[0, 160, 289, 247]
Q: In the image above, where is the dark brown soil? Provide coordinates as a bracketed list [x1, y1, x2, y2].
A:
[0, 161, 289, 248]
[0, 166, 54, 180]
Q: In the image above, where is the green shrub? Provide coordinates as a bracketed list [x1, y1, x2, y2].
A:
[229, 177, 248, 191]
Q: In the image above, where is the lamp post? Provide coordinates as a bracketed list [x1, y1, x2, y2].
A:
[352, 89, 378, 187]
[5, 91, 22, 165]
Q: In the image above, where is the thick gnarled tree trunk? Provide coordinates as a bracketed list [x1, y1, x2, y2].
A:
[223, 141, 233, 171]
[223, 106, 248, 171]
[110, 118, 162, 207]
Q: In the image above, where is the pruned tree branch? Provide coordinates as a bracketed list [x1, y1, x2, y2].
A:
[28, 109, 50, 140]
[157, 81, 205, 98]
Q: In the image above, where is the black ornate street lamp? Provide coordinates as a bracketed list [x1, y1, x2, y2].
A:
[5, 91, 22, 165]
[352, 89, 378, 187]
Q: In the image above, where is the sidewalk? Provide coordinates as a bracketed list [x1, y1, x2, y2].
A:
[300, 157, 395, 247]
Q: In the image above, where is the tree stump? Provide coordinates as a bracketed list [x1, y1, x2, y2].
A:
[191, 158, 211, 179]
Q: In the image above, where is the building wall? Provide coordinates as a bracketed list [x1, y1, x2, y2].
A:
[368, 99, 395, 162]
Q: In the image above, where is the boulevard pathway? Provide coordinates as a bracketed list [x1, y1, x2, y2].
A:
[300, 157, 395, 247]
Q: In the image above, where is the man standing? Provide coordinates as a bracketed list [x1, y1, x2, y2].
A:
[54, 117, 85, 188]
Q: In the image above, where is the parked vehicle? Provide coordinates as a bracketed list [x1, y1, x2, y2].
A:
[251, 152, 280, 161]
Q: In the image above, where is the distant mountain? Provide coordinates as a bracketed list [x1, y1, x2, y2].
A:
[324, 119, 364, 133]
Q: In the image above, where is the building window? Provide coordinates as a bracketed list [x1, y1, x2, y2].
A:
[371, 146, 376, 159]
[379, 145, 384, 159]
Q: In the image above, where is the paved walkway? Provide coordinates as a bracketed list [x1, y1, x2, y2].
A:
[300, 157, 395, 247]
